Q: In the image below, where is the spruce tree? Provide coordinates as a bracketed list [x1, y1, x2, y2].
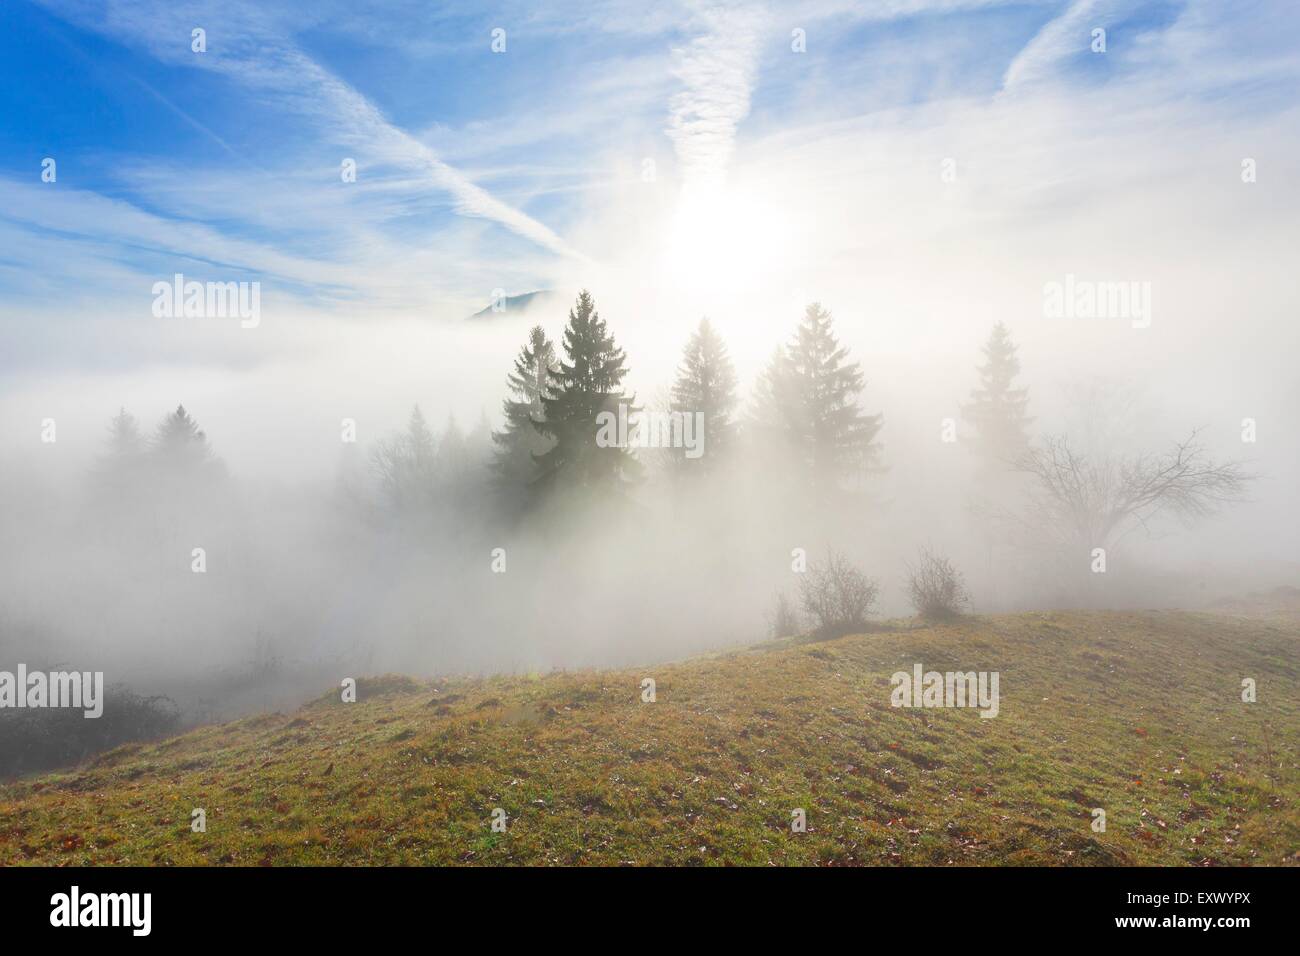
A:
[492, 326, 558, 491]
[372, 405, 436, 511]
[148, 405, 225, 520]
[439, 412, 490, 525]
[407, 405, 436, 462]
[534, 290, 639, 490]
[403, 405, 437, 502]
[106, 407, 144, 458]
[440, 413, 469, 482]
[749, 345, 796, 438]
[670, 318, 738, 472]
[961, 322, 1032, 467]
[152, 404, 214, 470]
[92, 407, 146, 501]
[769, 304, 883, 489]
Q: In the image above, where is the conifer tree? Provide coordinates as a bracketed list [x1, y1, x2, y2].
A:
[372, 405, 436, 510]
[147, 405, 225, 521]
[440, 412, 469, 482]
[749, 345, 796, 438]
[492, 326, 558, 490]
[961, 322, 1032, 467]
[670, 318, 738, 472]
[92, 407, 146, 501]
[439, 412, 492, 524]
[106, 407, 144, 458]
[406, 405, 436, 465]
[759, 304, 883, 489]
[152, 404, 215, 470]
[534, 291, 639, 490]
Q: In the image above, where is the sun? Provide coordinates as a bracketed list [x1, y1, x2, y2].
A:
[661, 181, 793, 300]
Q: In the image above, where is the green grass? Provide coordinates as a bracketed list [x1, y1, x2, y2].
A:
[1, 609, 1296, 865]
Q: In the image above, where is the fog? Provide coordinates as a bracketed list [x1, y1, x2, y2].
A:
[2, 1, 1298, 744]
[1, 282, 1294, 730]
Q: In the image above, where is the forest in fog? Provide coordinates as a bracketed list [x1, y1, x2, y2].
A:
[0, 284, 1266, 765]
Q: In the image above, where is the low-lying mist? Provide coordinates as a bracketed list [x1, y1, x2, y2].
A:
[1, 295, 1292, 768]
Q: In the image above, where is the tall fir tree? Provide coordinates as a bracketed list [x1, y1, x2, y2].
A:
[106, 406, 144, 457]
[152, 404, 215, 471]
[92, 407, 146, 502]
[749, 345, 796, 436]
[439, 412, 469, 483]
[670, 318, 738, 473]
[147, 405, 225, 526]
[438, 412, 492, 527]
[372, 405, 436, 511]
[534, 290, 640, 490]
[492, 325, 558, 491]
[961, 321, 1032, 467]
[758, 304, 883, 489]
[406, 405, 436, 464]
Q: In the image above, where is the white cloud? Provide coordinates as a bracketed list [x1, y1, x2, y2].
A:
[1002, 0, 1105, 91]
[666, 3, 768, 192]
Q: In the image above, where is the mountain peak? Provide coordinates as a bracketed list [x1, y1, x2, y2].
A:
[467, 290, 558, 321]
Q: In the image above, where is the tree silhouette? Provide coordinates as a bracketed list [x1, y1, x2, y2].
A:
[755, 304, 883, 490]
[371, 405, 436, 511]
[492, 325, 558, 495]
[534, 291, 640, 491]
[670, 318, 738, 473]
[961, 322, 1032, 468]
[152, 404, 213, 469]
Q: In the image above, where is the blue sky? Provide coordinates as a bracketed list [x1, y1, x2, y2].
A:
[7, 0, 1275, 323]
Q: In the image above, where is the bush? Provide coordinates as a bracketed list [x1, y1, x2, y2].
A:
[767, 590, 802, 638]
[799, 549, 879, 638]
[0, 685, 181, 779]
[905, 547, 971, 620]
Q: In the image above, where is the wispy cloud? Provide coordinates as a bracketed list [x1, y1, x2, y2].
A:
[38, 0, 587, 261]
[666, 3, 767, 191]
[271, 47, 589, 262]
[1002, 0, 1105, 91]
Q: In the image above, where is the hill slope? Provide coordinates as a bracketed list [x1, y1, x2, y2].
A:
[1, 610, 1296, 865]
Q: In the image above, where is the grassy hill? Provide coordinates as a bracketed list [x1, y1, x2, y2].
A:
[1, 609, 1296, 866]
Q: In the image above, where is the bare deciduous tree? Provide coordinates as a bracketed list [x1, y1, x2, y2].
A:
[1011, 429, 1252, 554]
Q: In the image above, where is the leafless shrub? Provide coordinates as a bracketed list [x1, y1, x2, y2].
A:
[767, 590, 802, 638]
[798, 549, 878, 638]
[906, 548, 971, 620]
